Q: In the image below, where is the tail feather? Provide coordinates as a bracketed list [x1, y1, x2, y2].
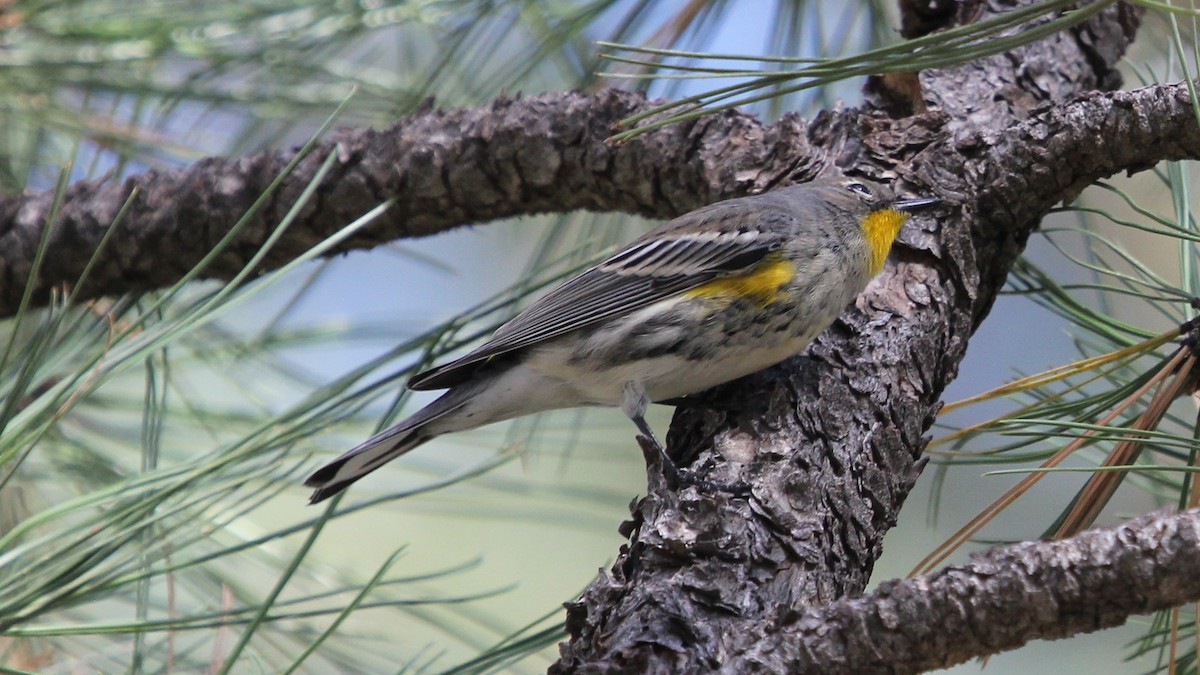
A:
[305, 428, 427, 504]
[306, 390, 470, 503]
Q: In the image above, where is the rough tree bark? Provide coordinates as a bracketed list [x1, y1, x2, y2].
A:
[3, 1, 1199, 673]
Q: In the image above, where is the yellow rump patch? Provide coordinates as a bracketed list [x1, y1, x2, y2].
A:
[862, 208, 910, 276]
[686, 254, 796, 305]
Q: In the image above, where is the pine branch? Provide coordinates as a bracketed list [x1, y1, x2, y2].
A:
[737, 508, 1200, 674]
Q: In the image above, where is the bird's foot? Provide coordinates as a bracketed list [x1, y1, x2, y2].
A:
[636, 434, 751, 496]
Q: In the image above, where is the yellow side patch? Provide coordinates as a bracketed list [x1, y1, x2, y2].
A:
[686, 254, 796, 305]
[861, 208, 910, 276]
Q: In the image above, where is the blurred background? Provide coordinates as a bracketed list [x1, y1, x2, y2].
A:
[0, 1, 1195, 673]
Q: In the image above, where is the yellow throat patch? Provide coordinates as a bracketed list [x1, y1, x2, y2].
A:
[686, 253, 795, 305]
[861, 208, 910, 276]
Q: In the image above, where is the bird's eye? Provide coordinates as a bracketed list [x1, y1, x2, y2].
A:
[846, 181, 871, 197]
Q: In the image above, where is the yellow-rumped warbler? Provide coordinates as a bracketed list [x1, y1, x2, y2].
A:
[306, 176, 939, 502]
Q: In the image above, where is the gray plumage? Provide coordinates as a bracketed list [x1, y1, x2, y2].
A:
[306, 176, 938, 502]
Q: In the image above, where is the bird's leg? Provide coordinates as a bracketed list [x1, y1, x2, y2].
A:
[622, 380, 661, 444]
[622, 382, 749, 495]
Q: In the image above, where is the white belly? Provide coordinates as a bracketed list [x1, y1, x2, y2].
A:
[524, 330, 817, 405]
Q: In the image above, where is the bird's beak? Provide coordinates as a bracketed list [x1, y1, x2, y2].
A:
[892, 196, 941, 212]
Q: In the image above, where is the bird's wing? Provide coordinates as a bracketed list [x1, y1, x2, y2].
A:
[408, 220, 791, 391]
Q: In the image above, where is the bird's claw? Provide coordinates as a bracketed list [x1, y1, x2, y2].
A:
[636, 434, 751, 496]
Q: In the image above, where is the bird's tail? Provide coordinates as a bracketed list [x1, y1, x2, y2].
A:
[305, 391, 468, 504]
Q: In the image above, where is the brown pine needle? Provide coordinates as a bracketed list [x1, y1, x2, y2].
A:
[1188, 411, 1200, 675]
[1169, 606, 1180, 675]
[1052, 353, 1194, 538]
[940, 327, 1182, 414]
[910, 346, 1188, 577]
[929, 347, 1149, 453]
